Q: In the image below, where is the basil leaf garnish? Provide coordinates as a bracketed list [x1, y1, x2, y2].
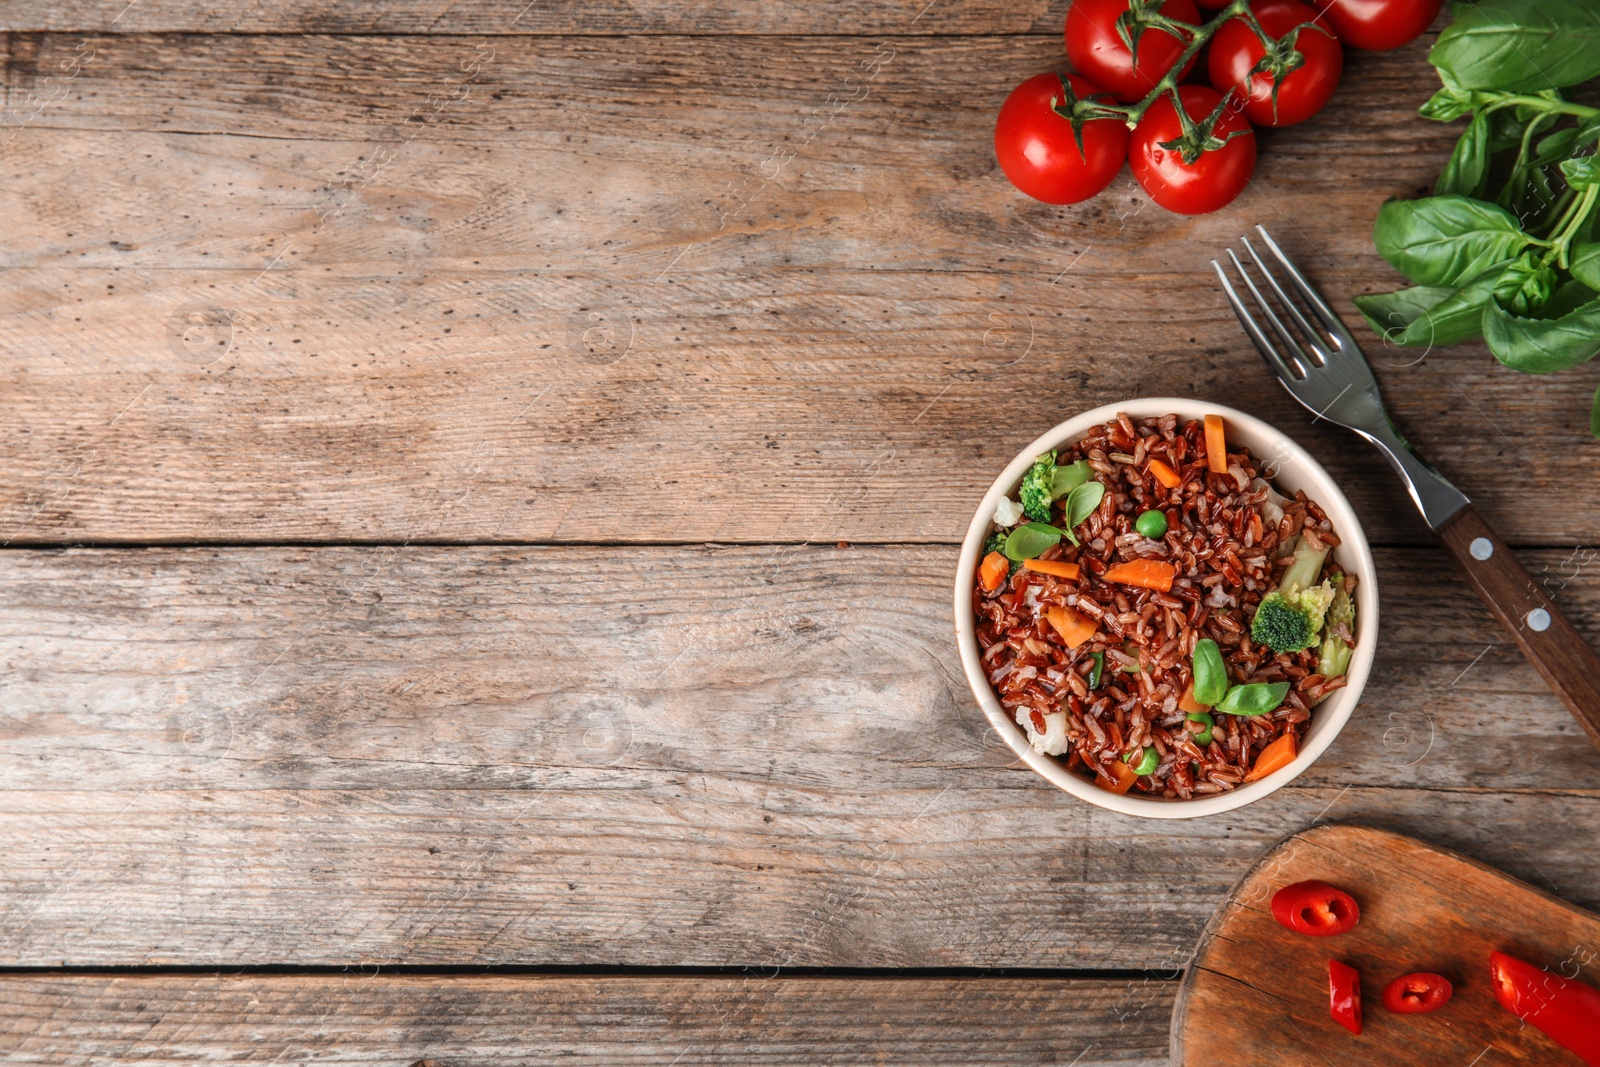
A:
[1002, 522, 1064, 561]
[1191, 638, 1229, 707]
[1215, 681, 1292, 717]
[1050, 459, 1092, 499]
[1059, 480, 1105, 548]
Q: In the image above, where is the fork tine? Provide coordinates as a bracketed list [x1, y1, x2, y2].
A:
[1252, 225, 1353, 347]
[1225, 248, 1312, 377]
[1211, 257, 1306, 381]
[1241, 235, 1328, 366]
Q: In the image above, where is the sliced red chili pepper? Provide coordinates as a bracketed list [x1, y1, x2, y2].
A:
[1271, 880, 1360, 937]
[1490, 950, 1600, 1065]
[1382, 972, 1452, 1014]
[1329, 959, 1362, 1035]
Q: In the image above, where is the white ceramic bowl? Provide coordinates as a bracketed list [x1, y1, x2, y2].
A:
[953, 398, 1377, 819]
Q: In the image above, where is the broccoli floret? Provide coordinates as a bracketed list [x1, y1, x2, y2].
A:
[1019, 450, 1057, 522]
[1250, 581, 1337, 654]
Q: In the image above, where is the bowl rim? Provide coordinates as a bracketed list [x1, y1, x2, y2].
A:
[952, 397, 1378, 819]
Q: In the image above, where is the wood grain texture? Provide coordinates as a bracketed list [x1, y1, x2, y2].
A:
[1172, 825, 1600, 1066]
[2, 544, 1599, 966]
[3, 2, 1074, 35]
[1438, 505, 1600, 752]
[0, 974, 1173, 1066]
[3, 32, 1595, 546]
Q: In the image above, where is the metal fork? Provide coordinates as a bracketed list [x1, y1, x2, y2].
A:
[1215, 226, 1600, 752]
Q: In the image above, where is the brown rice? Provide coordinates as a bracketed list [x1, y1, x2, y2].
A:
[972, 412, 1355, 799]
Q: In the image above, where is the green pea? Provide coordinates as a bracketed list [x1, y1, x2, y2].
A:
[1187, 711, 1215, 747]
[1087, 651, 1104, 689]
[1135, 509, 1168, 540]
[1125, 746, 1159, 776]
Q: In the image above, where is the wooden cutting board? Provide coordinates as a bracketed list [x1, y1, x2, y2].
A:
[1172, 824, 1600, 1066]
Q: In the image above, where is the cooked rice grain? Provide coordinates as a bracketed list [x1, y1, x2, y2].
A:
[974, 413, 1354, 799]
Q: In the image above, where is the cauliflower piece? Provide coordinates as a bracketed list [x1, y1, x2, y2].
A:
[1016, 707, 1069, 756]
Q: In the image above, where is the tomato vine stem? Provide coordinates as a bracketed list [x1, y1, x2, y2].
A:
[1055, 0, 1332, 161]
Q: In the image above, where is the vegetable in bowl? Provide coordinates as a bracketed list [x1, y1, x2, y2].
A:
[972, 411, 1357, 800]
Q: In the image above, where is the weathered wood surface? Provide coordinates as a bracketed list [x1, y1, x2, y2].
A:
[5, 32, 1592, 546]
[2, 545, 1597, 966]
[1438, 505, 1600, 751]
[1174, 825, 1600, 1066]
[4, 3, 1076, 35]
[0, 974, 1173, 1066]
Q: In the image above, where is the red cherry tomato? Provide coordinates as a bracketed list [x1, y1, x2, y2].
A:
[1208, 0, 1344, 128]
[1128, 85, 1255, 215]
[1382, 972, 1453, 1014]
[1194, 0, 1231, 7]
[1271, 880, 1361, 936]
[1311, 0, 1442, 51]
[1330, 959, 1362, 1035]
[1065, 0, 1202, 103]
[994, 73, 1130, 205]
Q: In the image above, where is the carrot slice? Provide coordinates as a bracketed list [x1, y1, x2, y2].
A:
[1102, 758, 1138, 795]
[1178, 683, 1209, 714]
[1243, 732, 1299, 782]
[1044, 605, 1098, 649]
[1101, 559, 1177, 592]
[1023, 558, 1080, 580]
[1204, 414, 1228, 475]
[1147, 459, 1182, 489]
[979, 551, 1009, 592]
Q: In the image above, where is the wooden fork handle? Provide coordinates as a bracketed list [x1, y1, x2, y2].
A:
[1436, 504, 1600, 750]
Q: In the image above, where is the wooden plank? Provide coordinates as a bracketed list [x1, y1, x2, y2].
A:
[9, 2, 1072, 36]
[4, 544, 1598, 793]
[1172, 825, 1600, 1067]
[1437, 505, 1600, 751]
[1, 544, 1598, 966]
[2, 33, 1590, 546]
[7, 788, 1600, 969]
[0, 974, 1174, 1065]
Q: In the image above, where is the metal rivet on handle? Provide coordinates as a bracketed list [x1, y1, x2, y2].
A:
[1469, 537, 1493, 560]
[1526, 608, 1551, 633]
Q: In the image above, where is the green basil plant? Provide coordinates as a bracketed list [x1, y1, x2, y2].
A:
[1353, 0, 1600, 437]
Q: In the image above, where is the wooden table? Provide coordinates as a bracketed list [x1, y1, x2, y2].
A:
[3, 3, 1598, 1063]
